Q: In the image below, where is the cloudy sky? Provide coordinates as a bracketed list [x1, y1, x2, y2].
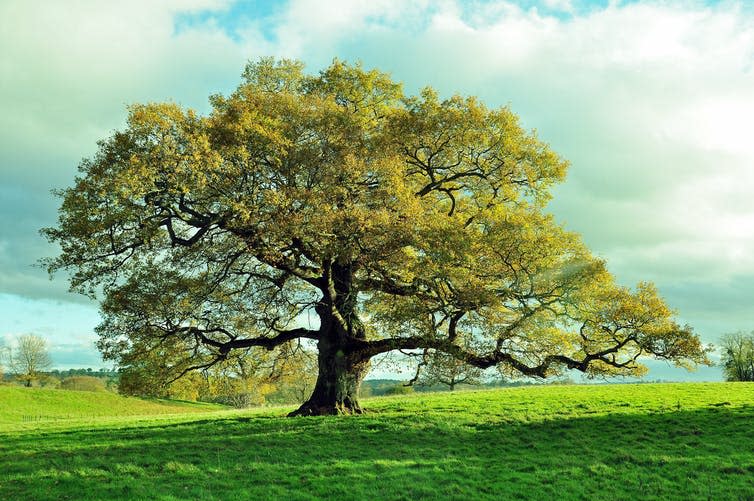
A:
[1, 0, 752, 380]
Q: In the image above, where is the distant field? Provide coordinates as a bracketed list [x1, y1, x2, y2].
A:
[0, 386, 226, 429]
[2, 383, 754, 500]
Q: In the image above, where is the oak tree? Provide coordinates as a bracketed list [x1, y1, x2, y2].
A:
[44, 59, 709, 415]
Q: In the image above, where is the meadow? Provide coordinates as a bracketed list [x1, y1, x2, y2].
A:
[1, 382, 753, 500]
[0, 386, 224, 429]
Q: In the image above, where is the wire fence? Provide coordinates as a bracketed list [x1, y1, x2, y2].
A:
[20, 414, 77, 423]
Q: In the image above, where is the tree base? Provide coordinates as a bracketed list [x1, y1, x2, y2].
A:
[287, 399, 364, 417]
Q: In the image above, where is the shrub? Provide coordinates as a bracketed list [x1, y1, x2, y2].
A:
[384, 384, 414, 396]
[60, 376, 107, 392]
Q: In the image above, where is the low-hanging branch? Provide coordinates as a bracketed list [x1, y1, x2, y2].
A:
[43, 57, 710, 416]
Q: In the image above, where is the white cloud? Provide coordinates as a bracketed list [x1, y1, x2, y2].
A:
[0, 0, 254, 301]
[543, 0, 574, 13]
[0, 0, 250, 183]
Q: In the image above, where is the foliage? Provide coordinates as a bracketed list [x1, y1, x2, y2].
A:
[49, 369, 118, 391]
[116, 356, 176, 398]
[34, 374, 60, 389]
[2, 383, 754, 500]
[264, 344, 318, 404]
[116, 341, 317, 407]
[7, 335, 53, 388]
[720, 331, 754, 381]
[359, 379, 404, 396]
[200, 355, 275, 408]
[50, 368, 118, 378]
[60, 376, 107, 392]
[383, 384, 415, 396]
[414, 342, 484, 390]
[43, 58, 709, 414]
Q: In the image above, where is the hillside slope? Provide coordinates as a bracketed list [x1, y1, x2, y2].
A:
[0, 386, 224, 426]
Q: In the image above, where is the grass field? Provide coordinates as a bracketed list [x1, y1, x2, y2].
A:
[1, 382, 753, 500]
[0, 386, 226, 429]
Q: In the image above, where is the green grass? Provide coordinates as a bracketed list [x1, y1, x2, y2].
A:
[2, 383, 754, 500]
[0, 386, 226, 429]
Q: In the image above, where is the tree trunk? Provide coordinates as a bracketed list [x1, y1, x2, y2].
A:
[288, 337, 369, 416]
[288, 260, 370, 417]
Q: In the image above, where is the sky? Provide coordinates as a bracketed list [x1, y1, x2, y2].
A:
[1, 0, 752, 380]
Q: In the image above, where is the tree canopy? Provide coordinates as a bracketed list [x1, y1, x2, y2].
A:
[44, 58, 709, 415]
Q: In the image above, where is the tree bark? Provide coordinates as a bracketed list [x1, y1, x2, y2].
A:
[288, 261, 370, 416]
[288, 336, 369, 416]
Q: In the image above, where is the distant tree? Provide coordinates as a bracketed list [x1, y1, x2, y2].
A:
[44, 58, 711, 415]
[9, 334, 53, 387]
[0, 339, 7, 380]
[384, 384, 414, 396]
[359, 379, 405, 396]
[720, 331, 754, 381]
[37, 374, 60, 388]
[359, 383, 373, 398]
[61, 375, 106, 392]
[265, 344, 319, 404]
[416, 348, 483, 391]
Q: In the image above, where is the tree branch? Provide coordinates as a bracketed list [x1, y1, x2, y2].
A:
[360, 333, 643, 378]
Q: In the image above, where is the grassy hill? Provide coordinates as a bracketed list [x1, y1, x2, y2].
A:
[0, 386, 225, 428]
[2, 382, 754, 500]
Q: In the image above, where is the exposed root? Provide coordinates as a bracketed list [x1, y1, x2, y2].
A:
[288, 400, 364, 417]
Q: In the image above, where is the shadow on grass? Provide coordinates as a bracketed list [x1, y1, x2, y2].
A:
[2, 405, 754, 500]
